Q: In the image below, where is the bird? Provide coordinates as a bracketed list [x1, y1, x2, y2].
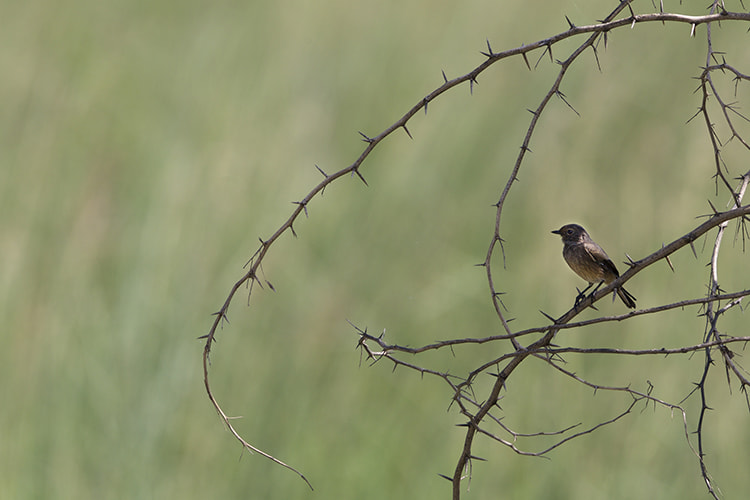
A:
[551, 223, 636, 309]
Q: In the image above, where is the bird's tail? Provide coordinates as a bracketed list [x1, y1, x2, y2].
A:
[616, 287, 637, 309]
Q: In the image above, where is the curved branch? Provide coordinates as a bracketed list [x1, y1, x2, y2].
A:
[199, 0, 750, 493]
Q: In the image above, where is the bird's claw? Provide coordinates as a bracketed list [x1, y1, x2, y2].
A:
[574, 287, 587, 307]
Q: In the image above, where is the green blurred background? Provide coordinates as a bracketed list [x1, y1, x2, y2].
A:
[2, 0, 748, 498]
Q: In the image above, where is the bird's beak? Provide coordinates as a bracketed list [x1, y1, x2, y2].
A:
[551, 229, 560, 235]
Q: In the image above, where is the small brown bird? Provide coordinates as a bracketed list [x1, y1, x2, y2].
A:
[552, 224, 636, 309]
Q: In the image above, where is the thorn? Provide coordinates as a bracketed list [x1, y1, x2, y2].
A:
[292, 200, 309, 217]
[442, 70, 448, 83]
[591, 45, 601, 72]
[690, 23, 696, 37]
[358, 131, 373, 143]
[438, 474, 453, 482]
[689, 240, 697, 259]
[521, 50, 531, 71]
[534, 45, 550, 69]
[663, 246, 675, 272]
[352, 168, 369, 186]
[315, 164, 328, 178]
[402, 124, 413, 139]
[481, 39, 494, 58]
[556, 90, 580, 116]
[469, 454, 487, 462]
[423, 97, 429, 115]
[539, 310, 557, 322]
[248, 273, 260, 288]
[290, 224, 297, 238]
[469, 76, 478, 95]
[624, 253, 636, 267]
[707, 199, 719, 215]
[266, 280, 275, 291]
[565, 15, 576, 29]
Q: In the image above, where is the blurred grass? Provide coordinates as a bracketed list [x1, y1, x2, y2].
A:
[1, 0, 749, 498]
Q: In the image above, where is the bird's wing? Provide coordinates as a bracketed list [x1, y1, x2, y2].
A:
[583, 241, 620, 278]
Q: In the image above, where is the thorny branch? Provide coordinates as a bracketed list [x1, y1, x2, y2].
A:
[202, 1, 750, 497]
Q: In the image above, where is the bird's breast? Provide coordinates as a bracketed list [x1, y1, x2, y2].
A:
[562, 245, 607, 284]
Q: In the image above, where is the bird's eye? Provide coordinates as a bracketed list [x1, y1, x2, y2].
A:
[566, 229, 573, 234]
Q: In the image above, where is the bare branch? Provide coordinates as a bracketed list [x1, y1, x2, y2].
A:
[200, 1, 750, 496]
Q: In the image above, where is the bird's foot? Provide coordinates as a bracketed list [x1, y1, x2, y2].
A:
[573, 287, 599, 310]
[574, 288, 587, 308]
